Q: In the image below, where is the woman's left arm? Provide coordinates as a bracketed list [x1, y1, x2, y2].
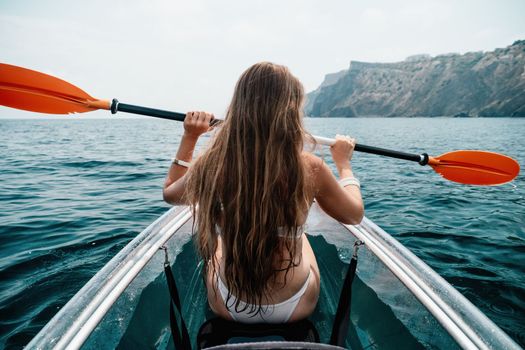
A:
[163, 111, 214, 205]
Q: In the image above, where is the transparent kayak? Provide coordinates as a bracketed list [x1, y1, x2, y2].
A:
[26, 203, 520, 349]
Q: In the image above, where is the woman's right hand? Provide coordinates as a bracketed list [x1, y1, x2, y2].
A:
[310, 135, 364, 224]
[184, 111, 214, 139]
[329, 135, 356, 170]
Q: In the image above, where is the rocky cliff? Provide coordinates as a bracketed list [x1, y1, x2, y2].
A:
[306, 40, 525, 117]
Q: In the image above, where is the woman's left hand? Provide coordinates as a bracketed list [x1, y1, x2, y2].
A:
[184, 111, 215, 139]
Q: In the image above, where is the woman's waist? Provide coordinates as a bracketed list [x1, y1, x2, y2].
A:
[217, 259, 312, 303]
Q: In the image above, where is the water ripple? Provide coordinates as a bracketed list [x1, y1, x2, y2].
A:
[0, 117, 524, 348]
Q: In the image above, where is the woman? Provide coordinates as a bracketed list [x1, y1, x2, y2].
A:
[163, 62, 364, 324]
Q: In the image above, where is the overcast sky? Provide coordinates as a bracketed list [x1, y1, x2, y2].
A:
[1, 0, 524, 118]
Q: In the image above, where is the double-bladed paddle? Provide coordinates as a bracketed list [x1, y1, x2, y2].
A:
[0, 63, 520, 186]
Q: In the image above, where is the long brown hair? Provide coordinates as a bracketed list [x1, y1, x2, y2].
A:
[185, 62, 310, 314]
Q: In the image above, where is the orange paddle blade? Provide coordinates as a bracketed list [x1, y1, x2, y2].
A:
[0, 63, 109, 114]
[428, 150, 520, 185]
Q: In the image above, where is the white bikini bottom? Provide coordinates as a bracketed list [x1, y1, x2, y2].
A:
[216, 269, 312, 324]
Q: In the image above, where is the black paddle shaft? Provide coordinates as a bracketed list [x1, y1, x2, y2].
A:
[354, 144, 429, 165]
[111, 99, 185, 122]
[110, 99, 430, 166]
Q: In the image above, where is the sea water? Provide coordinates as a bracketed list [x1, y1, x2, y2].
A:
[0, 117, 523, 348]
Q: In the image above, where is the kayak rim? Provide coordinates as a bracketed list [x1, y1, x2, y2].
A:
[26, 206, 193, 350]
[343, 219, 520, 350]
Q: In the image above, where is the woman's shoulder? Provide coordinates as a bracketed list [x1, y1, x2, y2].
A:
[301, 152, 326, 196]
[301, 152, 337, 195]
[301, 151, 323, 172]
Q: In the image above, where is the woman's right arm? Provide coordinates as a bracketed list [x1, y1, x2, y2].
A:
[163, 111, 214, 205]
[314, 135, 364, 225]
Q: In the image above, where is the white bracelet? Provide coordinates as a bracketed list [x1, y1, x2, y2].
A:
[172, 158, 191, 168]
[338, 176, 361, 189]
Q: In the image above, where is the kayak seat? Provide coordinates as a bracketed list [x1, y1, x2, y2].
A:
[197, 317, 320, 349]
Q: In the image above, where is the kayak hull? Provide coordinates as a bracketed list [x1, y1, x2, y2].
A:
[26, 204, 520, 349]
